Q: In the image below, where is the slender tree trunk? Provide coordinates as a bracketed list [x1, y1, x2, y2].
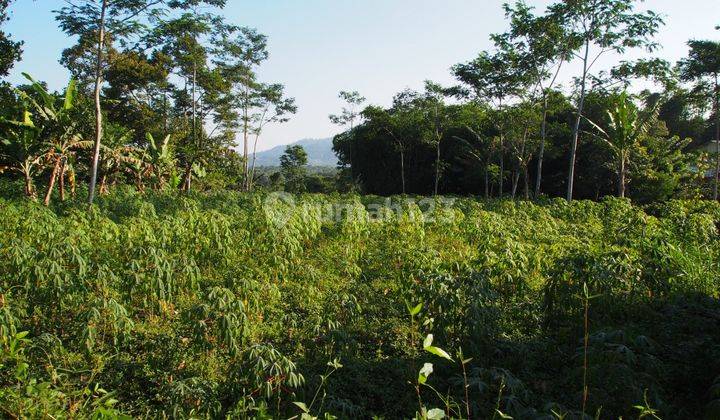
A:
[87, 0, 108, 205]
[164, 89, 169, 132]
[484, 163, 489, 199]
[249, 144, 259, 192]
[23, 166, 34, 199]
[250, 137, 260, 192]
[515, 127, 528, 200]
[99, 174, 107, 195]
[499, 135, 504, 198]
[400, 148, 406, 194]
[523, 165, 530, 200]
[44, 157, 61, 206]
[434, 139, 440, 196]
[511, 170, 519, 199]
[183, 165, 192, 191]
[59, 159, 66, 201]
[713, 74, 719, 201]
[192, 62, 197, 144]
[70, 170, 76, 198]
[198, 98, 204, 172]
[137, 172, 145, 193]
[535, 97, 549, 198]
[189, 61, 197, 193]
[618, 154, 625, 198]
[242, 79, 250, 191]
[567, 40, 590, 202]
[535, 60, 563, 198]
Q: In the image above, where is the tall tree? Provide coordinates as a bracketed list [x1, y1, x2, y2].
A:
[452, 101, 496, 198]
[504, 102, 541, 199]
[452, 50, 524, 197]
[329, 90, 366, 180]
[247, 84, 296, 191]
[58, 0, 127, 204]
[216, 28, 295, 191]
[55, 0, 227, 203]
[548, 0, 664, 201]
[0, 0, 23, 77]
[363, 93, 422, 194]
[678, 39, 720, 200]
[151, 11, 230, 191]
[500, 1, 572, 197]
[329, 90, 366, 131]
[280, 144, 308, 193]
[421, 81, 450, 196]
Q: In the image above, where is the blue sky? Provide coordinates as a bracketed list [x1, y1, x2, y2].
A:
[4, 0, 720, 151]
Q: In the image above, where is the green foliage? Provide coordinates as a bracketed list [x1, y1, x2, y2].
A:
[0, 188, 718, 417]
[281, 145, 309, 193]
[0, 0, 22, 77]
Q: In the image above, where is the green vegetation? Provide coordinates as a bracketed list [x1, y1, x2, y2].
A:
[0, 188, 719, 418]
[1, 1, 718, 202]
[1, 0, 720, 418]
[335, 2, 718, 200]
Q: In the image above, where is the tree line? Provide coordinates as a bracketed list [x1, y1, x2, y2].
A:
[332, 0, 720, 202]
[0, 0, 718, 204]
[0, 0, 297, 204]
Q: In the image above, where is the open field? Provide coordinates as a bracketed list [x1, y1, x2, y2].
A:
[1, 189, 719, 418]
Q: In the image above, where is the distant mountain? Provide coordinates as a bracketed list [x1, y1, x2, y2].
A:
[253, 138, 336, 167]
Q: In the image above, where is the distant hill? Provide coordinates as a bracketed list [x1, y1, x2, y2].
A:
[253, 138, 336, 167]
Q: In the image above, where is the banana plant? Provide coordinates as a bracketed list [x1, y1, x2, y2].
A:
[191, 162, 206, 180]
[0, 110, 44, 199]
[146, 133, 177, 191]
[128, 151, 148, 193]
[76, 125, 139, 195]
[584, 91, 659, 198]
[16, 74, 83, 205]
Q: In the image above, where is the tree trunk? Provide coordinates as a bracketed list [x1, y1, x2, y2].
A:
[535, 59, 563, 198]
[618, 156, 626, 198]
[182, 165, 192, 192]
[23, 167, 34, 199]
[70, 169, 76, 198]
[136, 172, 145, 193]
[499, 136, 504, 198]
[190, 61, 197, 193]
[484, 163, 489, 199]
[400, 148, 406, 194]
[44, 157, 61, 206]
[59, 159, 66, 202]
[249, 135, 260, 192]
[714, 74, 719, 201]
[434, 140, 440, 196]
[164, 90, 169, 132]
[511, 170, 519, 199]
[242, 79, 250, 191]
[535, 97, 549, 198]
[99, 174, 107, 195]
[567, 39, 590, 202]
[346, 120, 354, 183]
[515, 127, 528, 200]
[523, 165, 530, 200]
[87, 0, 108, 205]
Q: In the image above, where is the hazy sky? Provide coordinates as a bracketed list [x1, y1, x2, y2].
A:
[4, 0, 719, 151]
